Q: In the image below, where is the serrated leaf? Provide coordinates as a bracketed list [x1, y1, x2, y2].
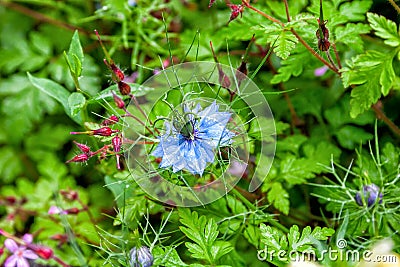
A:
[273, 30, 298, 60]
[179, 209, 232, 264]
[68, 92, 86, 116]
[367, 12, 400, 47]
[271, 49, 311, 84]
[349, 78, 381, 118]
[339, 1, 372, 22]
[260, 224, 285, 251]
[259, 24, 298, 60]
[279, 156, 316, 185]
[261, 224, 334, 260]
[266, 182, 290, 215]
[335, 23, 370, 52]
[341, 50, 397, 117]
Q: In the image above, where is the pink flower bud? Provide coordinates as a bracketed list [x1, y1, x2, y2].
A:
[227, 4, 244, 23]
[112, 91, 125, 109]
[92, 127, 119, 136]
[5, 196, 16, 205]
[60, 189, 79, 201]
[112, 136, 123, 170]
[112, 136, 122, 153]
[65, 207, 80, 215]
[34, 246, 53, 260]
[73, 141, 91, 154]
[110, 63, 124, 82]
[66, 154, 89, 163]
[102, 115, 119, 126]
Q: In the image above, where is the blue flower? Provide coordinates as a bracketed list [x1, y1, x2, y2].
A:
[129, 246, 153, 267]
[355, 183, 383, 207]
[151, 101, 235, 175]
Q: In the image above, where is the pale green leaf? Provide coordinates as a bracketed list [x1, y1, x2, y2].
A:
[367, 12, 400, 47]
[68, 92, 86, 117]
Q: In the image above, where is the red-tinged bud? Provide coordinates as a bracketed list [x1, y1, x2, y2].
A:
[73, 141, 91, 154]
[110, 63, 125, 82]
[112, 91, 125, 109]
[237, 61, 248, 76]
[236, 61, 247, 86]
[112, 136, 122, 153]
[112, 135, 123, 170]
[60, 189, 79, 201]
[218, 69, 231, 88]
[208, 0, 216, 8]
[66, 154, 89, 163]
[65, 207, 80, 215]
[35, 246, 54, 260]
[5, 196, 16, 205]
[102, 115, 119, 126]
[316, 19, 330, 51]
[118, 81, 131, 95]
[0, 246, 3, 256]
[92, 127, 119, 136]
[227, 4, 244, 23]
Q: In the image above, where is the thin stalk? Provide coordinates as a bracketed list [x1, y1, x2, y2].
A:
[325, 50, 339, 72]
[371, 103, 400, 136]
[388, 0, 400, 14]
[331, 42, 342, 69]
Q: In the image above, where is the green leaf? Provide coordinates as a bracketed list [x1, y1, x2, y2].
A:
[0, 147, 23, 183]
[335, 125, 373, 150]
[68, 30, 84, 65]
[279, 156, 316, 185]
[68, 92, 86, 117]
[179, 209, 232, 264]
[260, 224, 334, 262]
[341, 50, 396, 117]
[367, 12, 400, 47]
[153, 246, 188, 267]
[27, 73, 82, 124]
[335, 23, 370, 52]
[339, 1, 372, 22]
[265, 182, 290, 215]
[270, 49, 311, 84]
[65, 30, 84, 80]
[257, 24, 298, 60]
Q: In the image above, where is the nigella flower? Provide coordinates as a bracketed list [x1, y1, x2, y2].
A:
[355, 183, 383, 207]
[151, 101, 235, 175]
[4, 234, 38, 267]
[129, 246, 153, 267]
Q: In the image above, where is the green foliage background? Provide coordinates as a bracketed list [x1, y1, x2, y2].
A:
[0, 0, 399, 266]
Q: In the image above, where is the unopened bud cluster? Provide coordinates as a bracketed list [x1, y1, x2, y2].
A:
[67, 118, 123, 169]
